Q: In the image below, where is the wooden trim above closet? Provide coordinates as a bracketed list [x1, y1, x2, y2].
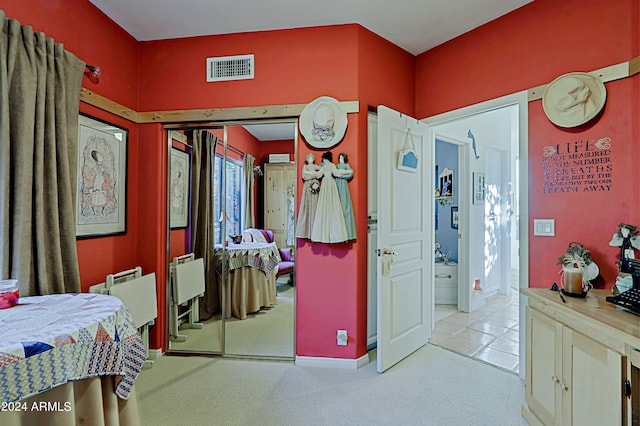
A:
[527, 56, 639, 102]
[79, 88, 359, 124]
[138, 101, 359, 124]
[80, 88, 140, 122]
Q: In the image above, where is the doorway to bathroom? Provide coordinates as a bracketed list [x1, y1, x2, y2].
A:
[425, 93, 526, 377]
[366, 91, 528, 377]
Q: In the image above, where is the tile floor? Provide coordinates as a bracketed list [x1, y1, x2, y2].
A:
[429, 291, 520, 375]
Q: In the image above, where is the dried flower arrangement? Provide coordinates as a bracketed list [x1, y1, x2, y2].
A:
[557, 244, 593, 269]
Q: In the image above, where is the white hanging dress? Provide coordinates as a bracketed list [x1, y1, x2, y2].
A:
[310, 160, 348, 243]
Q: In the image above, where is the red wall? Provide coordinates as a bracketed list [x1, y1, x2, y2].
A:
[138, 25, 369, 358]
[416, 0, 637, 118]
[0, 1, 143, 289]
[5, 0, 637, 358]
[137, 25, 360, 110]
[416, 0, 640, 289]
[255, 140, 294, 165]
[0, 0, 163, 341]
[0, 1, 139, 110]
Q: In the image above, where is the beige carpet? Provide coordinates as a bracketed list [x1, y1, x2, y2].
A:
[168, 281, 295, 357]
[135, 343, 526, 426]
[225, 282, 295, 357]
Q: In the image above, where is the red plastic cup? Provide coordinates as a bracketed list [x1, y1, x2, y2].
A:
[0, 279, 19, 309]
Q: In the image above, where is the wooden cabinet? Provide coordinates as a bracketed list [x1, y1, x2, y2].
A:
[526, 307, 561, 425]
[263, 163, 296, 248]
[526, 307, 623, 425]
[522, 289, 640, 426]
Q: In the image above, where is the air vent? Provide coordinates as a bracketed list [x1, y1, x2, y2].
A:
[206, 54, 254, 82]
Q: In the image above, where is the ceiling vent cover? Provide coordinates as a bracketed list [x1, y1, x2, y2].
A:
[206, 54, 254, 82]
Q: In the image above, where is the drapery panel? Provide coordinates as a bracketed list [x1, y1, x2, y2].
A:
[242, 153, 255, 230]
[0, 11, 85, 295]
[191, 130, 219, 320]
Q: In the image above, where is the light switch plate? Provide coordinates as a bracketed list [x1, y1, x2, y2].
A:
[533, 219, 555, 236]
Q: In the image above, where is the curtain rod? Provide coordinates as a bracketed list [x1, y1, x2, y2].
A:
[226, 143, 244, 157]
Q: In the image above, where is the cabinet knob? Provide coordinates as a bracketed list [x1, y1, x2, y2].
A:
[551, 376, 568, 390]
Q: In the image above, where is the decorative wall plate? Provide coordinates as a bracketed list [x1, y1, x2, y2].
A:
[542, 72, 606, 128]
[299, 96, 348, 149]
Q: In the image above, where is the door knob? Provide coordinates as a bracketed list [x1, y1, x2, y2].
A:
[381, 248, 397, 276]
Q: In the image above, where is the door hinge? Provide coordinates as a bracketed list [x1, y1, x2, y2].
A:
[624, 379, 631, 399]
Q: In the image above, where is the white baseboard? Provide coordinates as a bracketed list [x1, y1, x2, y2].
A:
[147, 348, 163, 360]
[295, 353, 370, 369]
[367, 335, 377, 350]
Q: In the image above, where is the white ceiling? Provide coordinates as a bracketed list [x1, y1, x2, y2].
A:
[88, 0, 531, 56]
[87, 0, 532, 140]
[243, 123, 296, 141]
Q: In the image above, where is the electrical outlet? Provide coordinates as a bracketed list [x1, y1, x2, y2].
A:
[337, 330, 348, 346]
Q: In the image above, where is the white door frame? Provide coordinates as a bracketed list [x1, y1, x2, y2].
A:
[422, 91, 529, 380]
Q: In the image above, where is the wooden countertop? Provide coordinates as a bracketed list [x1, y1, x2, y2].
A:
[521, 288, 640, 350]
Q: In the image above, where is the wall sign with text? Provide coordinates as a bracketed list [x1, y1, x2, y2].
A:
[541, 136, 613, 194]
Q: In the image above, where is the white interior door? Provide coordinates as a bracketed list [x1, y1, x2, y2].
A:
[376, 106, 433, 373]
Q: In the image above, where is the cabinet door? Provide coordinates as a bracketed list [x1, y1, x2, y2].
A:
[264, 163, 295, 248]
[563, 328, 623, 426]
[526, 307, 563, 425]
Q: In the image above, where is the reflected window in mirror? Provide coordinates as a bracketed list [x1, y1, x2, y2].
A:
[214, 154, 243, 243]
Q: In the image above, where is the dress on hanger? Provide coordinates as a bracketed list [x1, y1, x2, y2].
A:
[295, 162, 320, 239]
[310, 160, 348, 243]
[286, 185, 295, 246]
[335, 162, 356, 240]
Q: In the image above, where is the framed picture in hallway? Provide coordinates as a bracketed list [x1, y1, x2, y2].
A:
[473, 172, 485, 204]
[76, 114, 128, 238]
[451, 206, 459, 229]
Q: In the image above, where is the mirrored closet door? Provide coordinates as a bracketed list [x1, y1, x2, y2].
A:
[166, 121, 297, 360]
[223, 122, 296, 358]
[167, 128, 223, 354]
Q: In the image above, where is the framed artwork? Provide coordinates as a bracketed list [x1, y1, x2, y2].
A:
[438, 168, 454, 198]
[473, 172, 486, 204]
[451, 206, 459, 229]
[76, 114, 127, 238]
[436, 167, 454, 205]
[170, 147, 190, 229]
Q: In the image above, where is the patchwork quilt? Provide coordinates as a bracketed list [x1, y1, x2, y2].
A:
[0, 293, 146, 403]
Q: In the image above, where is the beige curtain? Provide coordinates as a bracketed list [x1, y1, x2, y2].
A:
[0, 11, 85, 295]
[242, 153, 255, 229]
[191, 130, 219, 320]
